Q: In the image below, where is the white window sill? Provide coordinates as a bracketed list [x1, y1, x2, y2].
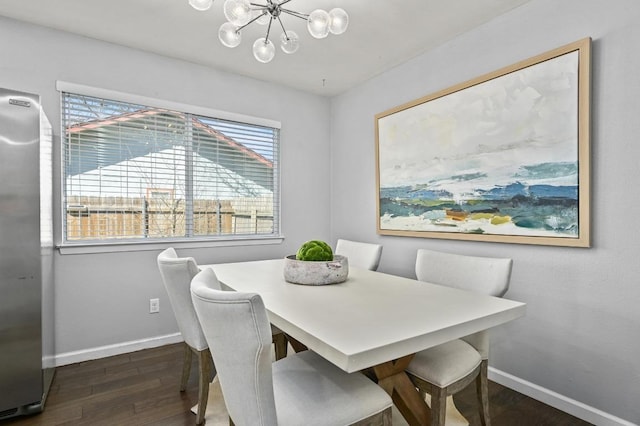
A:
[57, 235, 285, 255]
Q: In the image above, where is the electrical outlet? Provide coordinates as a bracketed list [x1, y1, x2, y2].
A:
[149, 298, 160, 314]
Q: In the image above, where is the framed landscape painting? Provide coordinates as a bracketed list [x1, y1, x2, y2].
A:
[375, 38, 591, 247]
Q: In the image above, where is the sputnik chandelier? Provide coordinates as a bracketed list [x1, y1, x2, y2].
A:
[189, 0, 349, 63]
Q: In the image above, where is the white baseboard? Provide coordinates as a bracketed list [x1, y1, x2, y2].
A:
[53, 333, 183, 367]
[43, 355, 56, 369]
[489, 367, 636, 426]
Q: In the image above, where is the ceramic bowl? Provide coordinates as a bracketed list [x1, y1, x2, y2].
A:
[283, 254, 349, 285]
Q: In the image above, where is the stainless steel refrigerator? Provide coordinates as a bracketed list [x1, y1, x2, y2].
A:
[0, 87, 53, 419]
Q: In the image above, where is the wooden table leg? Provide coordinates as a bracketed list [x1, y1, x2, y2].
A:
[372, 355, 431, 426]
[284, 334, 308, 353]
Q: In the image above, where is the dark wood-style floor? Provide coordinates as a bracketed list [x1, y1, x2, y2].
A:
[2, 343, 592, 426]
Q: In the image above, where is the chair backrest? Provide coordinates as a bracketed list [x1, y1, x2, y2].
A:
[335, 239, 383, 271]
[415, 248, 512, 297]
[191, 268, 277, 426]
[157, 247, 208, 351]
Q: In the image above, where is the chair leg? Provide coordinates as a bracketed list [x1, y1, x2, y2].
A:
[476, 359, 491, 426]
[272, 332, 288, 360]
[430, 386, 447, 426]
[180, 343, 193, 392]
[195, 349, 212, 425]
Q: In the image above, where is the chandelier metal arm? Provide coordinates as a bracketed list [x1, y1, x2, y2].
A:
[236, 10, 268, 32]
[263, 15, 274, 43]
[276, 15, 288, 39]
[279, 8, 309, 20]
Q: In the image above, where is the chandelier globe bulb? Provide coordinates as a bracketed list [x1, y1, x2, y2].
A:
[328, 8, 349, 35]
[219, 22, 242, 48]
[224, 0, 252, 26]
[307, 9, 330, 39]
[280, 30, 299, 54]
[253, 38, 276, 63]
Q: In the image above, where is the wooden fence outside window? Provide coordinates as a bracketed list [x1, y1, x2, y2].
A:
[66, 196, 273, 240]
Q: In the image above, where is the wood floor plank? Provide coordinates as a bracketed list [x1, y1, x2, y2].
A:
[2, 343, 593, 426]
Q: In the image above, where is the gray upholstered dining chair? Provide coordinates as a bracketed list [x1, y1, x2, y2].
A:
[157, 248, 288, 424]
[191, 268, 393, 426]
[157, 247, 213, 425]
[406, 248, 513, 426]
[335, 239, 383, 271]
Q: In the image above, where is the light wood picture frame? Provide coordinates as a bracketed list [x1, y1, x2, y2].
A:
[375, 38, 591, 247]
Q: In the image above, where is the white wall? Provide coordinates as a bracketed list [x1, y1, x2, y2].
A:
[0, 16, 332, 359]
[330, 0, 640, 424]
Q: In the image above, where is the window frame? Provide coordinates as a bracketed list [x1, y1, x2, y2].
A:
[56, 81, 283, 254]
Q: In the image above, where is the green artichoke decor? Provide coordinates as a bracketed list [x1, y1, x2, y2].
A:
[296, 240, 333, 261]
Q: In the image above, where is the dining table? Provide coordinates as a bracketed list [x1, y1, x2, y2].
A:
[201, 258, 526, 426]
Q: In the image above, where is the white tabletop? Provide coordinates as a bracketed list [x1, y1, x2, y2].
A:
[203, 259, 526, 373]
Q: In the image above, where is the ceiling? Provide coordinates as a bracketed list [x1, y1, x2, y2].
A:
[0, 0, 531, 96]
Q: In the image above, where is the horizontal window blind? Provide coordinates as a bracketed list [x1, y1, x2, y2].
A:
[61, 92, 280, 243]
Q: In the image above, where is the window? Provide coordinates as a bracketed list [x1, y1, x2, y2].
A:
[60, 87, 280, 245]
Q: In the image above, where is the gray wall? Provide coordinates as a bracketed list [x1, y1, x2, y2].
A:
[330, 0, 640, 423]
[0, 16, 332, 356]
